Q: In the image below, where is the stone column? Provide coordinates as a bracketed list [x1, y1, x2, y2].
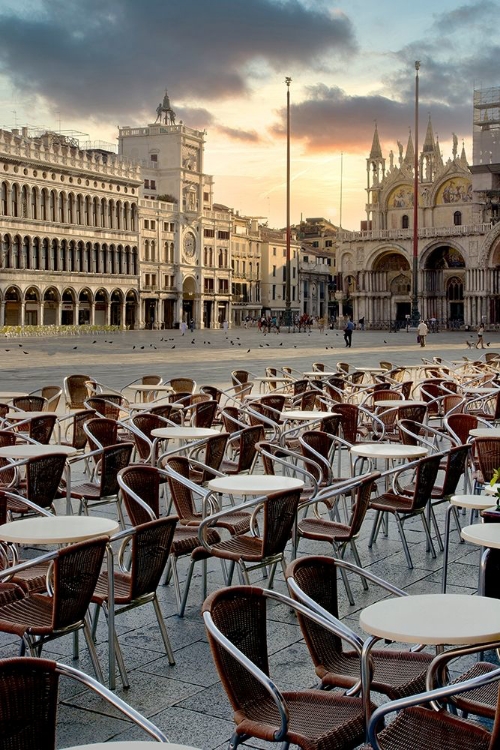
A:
[0, 301, 5, 327]
[121, 300, 127, 329]
[20, 300, 25, 327]
[90, 300, 96, 326]
[74, 301, 80, 326]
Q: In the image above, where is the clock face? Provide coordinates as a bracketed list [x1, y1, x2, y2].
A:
[183, 232, 196, 259]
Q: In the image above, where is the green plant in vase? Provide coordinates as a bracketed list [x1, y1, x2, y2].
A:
[489, 468, 500, 509]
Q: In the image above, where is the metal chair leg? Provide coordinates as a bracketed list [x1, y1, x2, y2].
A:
[179, 559, 196, 618]
[394, 514, 413, 569]
[421, 511, 437, 559]
[152, 596, 175, 665]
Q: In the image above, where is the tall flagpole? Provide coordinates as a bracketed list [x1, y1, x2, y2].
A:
[411, 61, 421, 325]
[285, 76, 292, 329]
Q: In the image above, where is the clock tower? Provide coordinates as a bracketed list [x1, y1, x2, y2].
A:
[117, 91, 231, 330]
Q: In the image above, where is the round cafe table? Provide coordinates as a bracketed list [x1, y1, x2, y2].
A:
[442, 495, 498, 592]
[359, 592, 500, 726]
[350, 442, 427, 462]
[0, 444, 76, 459]
[302, 371, 338, 378]
[0, 392, 29, 401]
[0, 515, 119, 545]
[360, 592, 500, 646]
[280, 410, 335, 422]
[151, 426, 219, 465]
[461, 522, 500, 597]
[208, 474, 304, 497]
[5, 410, 49, 420]
[375, 400, 426, 409]
[127, 384, 174, 402]
[63, 744, 200, 749]
[469, 427, 500, 438]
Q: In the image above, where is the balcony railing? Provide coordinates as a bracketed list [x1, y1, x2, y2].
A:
[338, 223, 492, 242]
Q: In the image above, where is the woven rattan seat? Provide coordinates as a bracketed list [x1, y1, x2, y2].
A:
[0, 538, 107, 680]
[9, 453, 67, 517]
[118, 464, 221, 616]
[362, 704, 491, 750]
[451, 661, 499, 718]
[203, 586, 370, 750]
[14, 414, 57, 445]
[287, 555, 433, 701]
[68, 442, 133, 523]
[198, 487, 301, 589]
[219, 425, 263, 475]
[368, 453, 442, 569]
[165, 455, 251, 535]
[91, 517, 177, 687]
[64, 374, 91, 410]
[12, 396, 47, 412]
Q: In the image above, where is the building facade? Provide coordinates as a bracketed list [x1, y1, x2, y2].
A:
[337, 100, 500, 328]
[260, 227, 300, 321]
[0, 128, 141, 328]
[230, 212, 262, 326]
[118, 98, 231, 329]
[296, 218, 338, 321]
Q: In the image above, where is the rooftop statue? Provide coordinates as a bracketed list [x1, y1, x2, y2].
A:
[155, 90, 176, 125]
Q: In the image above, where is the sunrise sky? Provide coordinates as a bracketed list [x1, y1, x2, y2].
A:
[0, 0, 497, 230]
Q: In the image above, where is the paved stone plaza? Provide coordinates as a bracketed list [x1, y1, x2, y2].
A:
[0, 325, 497, 748]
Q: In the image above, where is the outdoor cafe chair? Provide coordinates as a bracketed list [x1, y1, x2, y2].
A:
[2, 452, 67, 519]
[7, 414, 57, 445]
[66, 442, 134, 524]
[91, 516, 178, 688]
[197, 486, 301, 590]
[0, 656, 168, 747]
[219, 424, 264, 476]
[0, 490, 55, 595]
[118, 464, 222, 616]
[28, 386, 62, 412]
[364, 666, 500, 750]
[11, 395, 47, 412]
[287, 555, 433, 699]
[203, 585, 369, 750]
[63, 374, 91, 410]
[165, 377, 197, 394]
[296, 473, 380, 604]
[368, 452, 442, 569]
[164, 455, 252, 535]
[0, 537, 107, 681]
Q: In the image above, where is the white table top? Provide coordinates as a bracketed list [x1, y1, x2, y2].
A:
[375, 400, 426, 408]
[0, 392, 29, 400]
[470, 428, 500, 438]
[151, 427, 218, 440]
[5, 411, 49, 420]
[255, 376, 291, 382]
[360, 593, 500, 645]
[127, 384, 173, 392]
[350, 442, 427, 460]
[461, 523, 500, 549]
[63, 744, 200, 749]
[0, 444, 77, 459]
[280, 410, 334, 421]
[0, 515, 120, 544]
[355, 367, 386, 373]
[451, 494, 497, 510]
[208, 474, 304, 496]
[302, 371, 338, 378]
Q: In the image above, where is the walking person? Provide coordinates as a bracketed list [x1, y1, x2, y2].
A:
[343, 317, 354, 348]
[417, 320, 428, 348]
[476, 322, 485, 349]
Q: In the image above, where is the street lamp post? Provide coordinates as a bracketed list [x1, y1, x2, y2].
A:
[285, 76, 292, 329]
[411, 61, 421, 327]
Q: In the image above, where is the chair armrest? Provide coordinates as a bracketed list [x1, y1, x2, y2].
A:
[0, 490, 53, 517]
[55, 662, 169, 741]
[367, 666, 500, 750]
